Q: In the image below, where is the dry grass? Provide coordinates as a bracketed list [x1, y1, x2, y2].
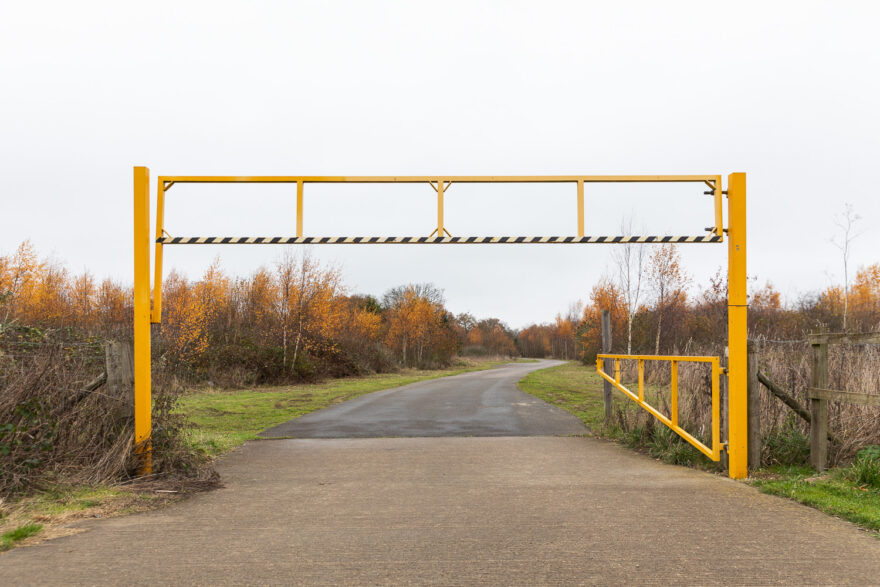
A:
[755, 339, 880, 466]
[0, 328, 215, 498]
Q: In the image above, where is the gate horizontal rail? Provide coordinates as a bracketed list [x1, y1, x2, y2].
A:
[596, 354, 722, 461]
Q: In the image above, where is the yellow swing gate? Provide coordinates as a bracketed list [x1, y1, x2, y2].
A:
[132, 171, 748, 478]
[596, 355, 723, 461]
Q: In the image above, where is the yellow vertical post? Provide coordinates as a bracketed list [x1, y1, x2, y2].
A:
[727, 172, 747, 479]
[151, 181, 165, 323]
[614, 358, 620, 384]
[713, 175, 723, 239]
[637, 359, 644, 402]
[670, 360, 678, 427]
[296, 180, 304, 238]
[712, 358, 721, 460]
[437, 180, 445, 236]
[577, 179, 584, 237]
[133, 166, 152, 474]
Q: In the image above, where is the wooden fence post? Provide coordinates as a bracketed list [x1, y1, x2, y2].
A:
[810, 340, 829, 471]
[747, 341, 761, 471]
[601, 310, 612, 423]
[105, 340, 134, 421]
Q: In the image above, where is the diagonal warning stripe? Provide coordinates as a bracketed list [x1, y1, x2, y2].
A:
[156, 235, 722, 245]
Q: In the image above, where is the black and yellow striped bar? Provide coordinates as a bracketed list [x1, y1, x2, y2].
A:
[157, 235, 721, 244]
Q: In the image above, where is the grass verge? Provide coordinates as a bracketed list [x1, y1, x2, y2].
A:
[750, 465, 880, 535]
[516, 360, 608, 428]
[178, 357, 526, 458]
[0, 485, 174, 553]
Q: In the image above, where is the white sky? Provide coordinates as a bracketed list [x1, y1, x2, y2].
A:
[1, 1, 878, 328]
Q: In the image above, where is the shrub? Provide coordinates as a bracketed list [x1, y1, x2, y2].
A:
[0, 329, 212, 498]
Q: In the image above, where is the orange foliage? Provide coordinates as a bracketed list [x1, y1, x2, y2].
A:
[751, 281, 781, 311]
[574, 277, 625, 360]
[384, 286, 457, 366]
[162, 271, 210, 367]
[8, 237, 879, 382]
[850, 264, 880, 319]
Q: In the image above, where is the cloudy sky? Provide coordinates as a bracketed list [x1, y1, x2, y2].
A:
[2, 1, 878, 328]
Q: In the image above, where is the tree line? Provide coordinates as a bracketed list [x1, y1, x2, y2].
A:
[4, 234, 878, 381]
[0, 242, 523, 385]
[516, 242, 880, 361]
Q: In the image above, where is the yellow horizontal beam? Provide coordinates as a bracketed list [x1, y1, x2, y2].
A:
[157, 175, 720, 184]
[598, 354, 719, 363]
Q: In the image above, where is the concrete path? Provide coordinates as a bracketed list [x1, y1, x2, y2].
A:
[2, 363, 880, 584]
[262, 359, 585, 438]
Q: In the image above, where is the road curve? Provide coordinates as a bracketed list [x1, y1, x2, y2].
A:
[260, 359, 586, 438]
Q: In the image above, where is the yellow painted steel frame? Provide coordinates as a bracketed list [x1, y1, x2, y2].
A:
[727, 173, 747, 478]
[133, 171, 745, 478]
[133, 168, 152, 473]
[596, 354, 722, 461]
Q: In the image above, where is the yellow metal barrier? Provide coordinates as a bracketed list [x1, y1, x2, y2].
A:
[596, 354, 722, 461]
[134, 170, 747, 478]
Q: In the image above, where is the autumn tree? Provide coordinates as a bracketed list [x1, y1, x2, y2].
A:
[576, 276, 625, 362]
[161, 271, 209, 370]
[383, 284, 457, 367]
[516, 324, 551, 358]
[463, 317, 517, 357]
[647, 244, 690, 354]
[850, 264, 880, 327]
[275, 251, 344, 374]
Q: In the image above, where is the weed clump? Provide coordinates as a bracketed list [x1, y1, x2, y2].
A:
[0, 523, 42, 551]
[763, 419, 810, 466]
[847, 445, 880, 489]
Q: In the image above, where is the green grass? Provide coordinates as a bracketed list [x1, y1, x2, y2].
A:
[178, 359, 522, 457]
[0, 484, 163, 553]
[16, 486, 129, 516]
[517, 361, 609, 430]
[0, 523, 43, 551]
[751, 465, 880, 534]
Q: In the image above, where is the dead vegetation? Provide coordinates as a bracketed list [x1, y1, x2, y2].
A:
[754, 339, 880, 466]
[0, 326, 215, 499]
